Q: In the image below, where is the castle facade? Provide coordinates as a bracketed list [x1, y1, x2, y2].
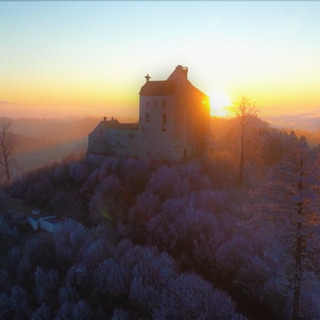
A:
[87, 65, 211, 163]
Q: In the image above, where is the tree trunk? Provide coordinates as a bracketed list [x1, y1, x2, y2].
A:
[292, 230, 302, 320]
[238, 121, 245, 185]
[4, 154, 10, 181]
[5, 164, 10, 181]
[293, 158, 303, 320]
[0, 119, 16, 181]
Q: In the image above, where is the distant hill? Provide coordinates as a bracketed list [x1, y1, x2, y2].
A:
[12, 117, 101, 141]
[8, 116, 319, 176]
[10, 117, 102, 174]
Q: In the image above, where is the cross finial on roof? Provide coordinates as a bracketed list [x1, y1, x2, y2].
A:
[145, 74, 151, 82]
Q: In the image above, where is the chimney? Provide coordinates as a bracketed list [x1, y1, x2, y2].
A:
[176, 65, 188, 78]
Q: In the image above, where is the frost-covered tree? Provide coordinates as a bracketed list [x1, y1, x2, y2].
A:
[0, 215, 18, 253]
[31, 303, 52, 320]
[10, 286, 32, 319]
[54, 219, 90, 273]
[55, 300, 94, 320]
[8, 234, 55, 290]
[80, 238, 113, 268]
[154, 273, 240, 320]
[247, 135, 320, 319]
[34, 267, 59, 305]
[110, 308, 131, 320]
[88, 174, 123, 224]
[68, 161, 91, 184]
[71, 299, 94, 320]
[93, 258, 128, 299]
[58, 285, 80, 306]
[129, 248, 177, 312]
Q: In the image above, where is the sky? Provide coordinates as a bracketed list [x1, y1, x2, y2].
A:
[1, 1, 320, 129]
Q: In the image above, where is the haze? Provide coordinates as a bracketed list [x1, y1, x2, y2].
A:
[1, 1, 320, 130]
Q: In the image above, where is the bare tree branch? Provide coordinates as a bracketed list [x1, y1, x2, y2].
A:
[0, 118, 18, 181]
[232, 96, 260, 186]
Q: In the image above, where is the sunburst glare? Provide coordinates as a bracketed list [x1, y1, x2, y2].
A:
[209, 90, 232, 117]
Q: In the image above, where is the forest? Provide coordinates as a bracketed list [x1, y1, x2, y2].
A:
[0, 113, 320, 320]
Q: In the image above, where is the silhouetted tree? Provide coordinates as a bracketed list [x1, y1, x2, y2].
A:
[0, 118, 18, 181]
[232, 96, 259, 186]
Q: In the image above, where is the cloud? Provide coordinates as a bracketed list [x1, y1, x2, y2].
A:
[264, 110, 320, 131]
[0, 100, 10, 104]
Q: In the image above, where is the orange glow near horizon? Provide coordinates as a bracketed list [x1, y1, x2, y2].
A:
[2, 84, 318, 121]
[2, 68, 320, 126]
[0, 76, 140, 118]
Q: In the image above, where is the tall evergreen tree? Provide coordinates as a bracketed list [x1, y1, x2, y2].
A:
[247, 134, 320, 319]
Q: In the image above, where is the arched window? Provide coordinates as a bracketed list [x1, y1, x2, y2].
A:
[144, 112, 150, 123]
[162, 113, 167, 131]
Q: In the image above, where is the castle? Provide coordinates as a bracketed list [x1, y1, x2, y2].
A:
[87, 65, 211, 163]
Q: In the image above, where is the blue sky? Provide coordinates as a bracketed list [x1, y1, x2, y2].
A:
[1, 1, 320, 128]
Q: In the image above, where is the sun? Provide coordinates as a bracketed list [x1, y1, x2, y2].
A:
[209, 90, 232, 117]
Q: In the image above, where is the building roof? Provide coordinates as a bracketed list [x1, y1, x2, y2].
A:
[139, 80, 177, 96]
[101, 119, 138, 130]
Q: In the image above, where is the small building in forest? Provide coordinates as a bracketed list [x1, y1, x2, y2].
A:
[87, 65, 211, 162]
[27, 211, 62, 233]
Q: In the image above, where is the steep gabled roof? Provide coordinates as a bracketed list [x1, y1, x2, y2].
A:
[139, 80, 177, 96]
[101, 119, 138, 130]
[88, 119, 138, 136]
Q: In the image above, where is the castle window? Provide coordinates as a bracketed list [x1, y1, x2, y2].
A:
[144, 112, 150, 123]
[162, 100, 166, 107]
[162, 113, 167, 131]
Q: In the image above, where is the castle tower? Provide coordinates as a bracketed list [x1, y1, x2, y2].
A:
[138, 65, 210, 162]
